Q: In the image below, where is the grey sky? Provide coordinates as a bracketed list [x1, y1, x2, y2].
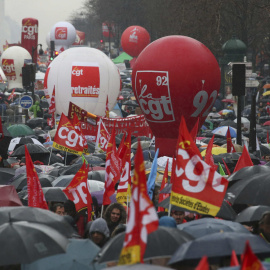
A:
[1, 0, 85, 51]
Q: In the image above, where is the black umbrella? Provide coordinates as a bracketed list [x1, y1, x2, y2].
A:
[0, 221, 68, 265]
[235, 205, 270, 224]
[0, 124, 13, 159]
[92, 153, 106, 161]
[52, 175, 75, 188]
[95, 227, 194, 264]
[177, 218, 249, 239]
[122, 100, 139, 107]
[0, 206, 76, 238]
[26, 117, 47, 129]
[88, 170, 105, 182]
[218, 120, 237, 129]
[73, 155, 105, 166]
[260, 145, 270, 156]
[11, 143, 50, 158]
[60, 163, 84, 175]
[225, 174, 270, 205]
[0, 168, 15, 185]
[168, 232, 270, 266]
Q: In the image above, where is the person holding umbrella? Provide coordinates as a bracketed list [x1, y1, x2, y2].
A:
[259, 212, 270, 243]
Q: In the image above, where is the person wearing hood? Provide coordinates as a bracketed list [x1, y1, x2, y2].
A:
[103, 203, 127, 236]
[89, 218, 110, 247]
[29, 100, 41, 118]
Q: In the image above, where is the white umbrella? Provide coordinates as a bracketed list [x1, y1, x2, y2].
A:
[8, 137, 44, 152]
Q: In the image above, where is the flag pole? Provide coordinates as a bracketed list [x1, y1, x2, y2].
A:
[48, 147, 52, 165]
[168, 202, 172, 217]
[101, 205, 104, 217]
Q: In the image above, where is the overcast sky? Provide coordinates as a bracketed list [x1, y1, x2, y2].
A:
[2, 0, 85, 50]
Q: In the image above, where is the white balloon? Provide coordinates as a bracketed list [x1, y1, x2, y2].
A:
[45, 47, 121, 116]
[0, 46, 32, 89]
[50, 21, 76, 51]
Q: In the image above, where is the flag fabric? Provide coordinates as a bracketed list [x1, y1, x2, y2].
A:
[233, 145, 253, 173]
[53, 113, 85, 155]
[118, 141, 159, 265]
[158, 158, 170, 212]
[218, 162, 226, 176]
[204, 135, 217, 170]
[7, 89, 15, 101]
[25, 146, 48, 210]
[241, 241, 266, 270]
[227, 127, 236, 153]
[103, 127, 117, 205]
[147, 149, 159, 200]
[230, 250, 239, 266]
[95, 119, 110, 153]
[47, 116, 54, 128]
[45, 132, 51, 143]
[170, 116, 228, 216]
[48, 86, 56, 114]
[63, 162, 91, 213]
[116, 131, 132, 204]
[105, 95, 110, 118]
[222, 158, 231, 176]
[195, 256, 209, 270]
[190, 119, 199, 142]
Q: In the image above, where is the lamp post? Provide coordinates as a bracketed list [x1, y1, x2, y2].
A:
[31, 44, 43, 63]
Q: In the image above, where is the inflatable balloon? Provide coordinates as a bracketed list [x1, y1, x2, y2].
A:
[45, 47, 121, 116]
[121, 26, 150, 57]
[1, 46, 32, 90]
[132, 36, 221, 157]
[102, 22, 115, 38]
[49, 21, 76, 52]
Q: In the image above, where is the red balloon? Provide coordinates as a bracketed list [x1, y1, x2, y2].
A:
[121, 26, 150, 57]
[132, 36, 221, 157]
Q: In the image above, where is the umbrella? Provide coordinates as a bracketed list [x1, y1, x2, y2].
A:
[218, 109, 234, 115]
[201, 147, 227, 157]
[212, 126, 237, 137]
[263, 90, 270, 96]
[168, 232, 270, 266]
[0, 185, 22, 206]
[0, 221, 68, 265]
[8, 136, 44, 152]
[260, 145, 270, 156]
[0, 206, 76, 237]
[0, 168, 15, 184]
[221, 143, 243, 153]
[131, 140, 152, 150]
[225, 174, 270, 205]
[60, 163, 85, 175]
[263, 84, 270, 89]
[0, 125, 13, 159]
[52, 175, 75, 187]
[73, 155, 105, 166]
[11, 143, 49, 158]
[91, 189, 115, 205]
[122, 100, 139, 107]
[21, 238, 102, 270]
[88, 170, 106, 182]
[100, 265, 173, 270]
[218, 262, 270, 270]
[94, 227, 194, 264]
[235, 205, 270, 224]
[222, 99, 235, 103]
[88, 180, 105, 193]
[177, 218, 249, 239]
[218, 120, 237, 128]
[26, 118, 47, 129]
[264, 121, 270, 126]
[7, 124, 35, 137]
[228, 165, 270, 183]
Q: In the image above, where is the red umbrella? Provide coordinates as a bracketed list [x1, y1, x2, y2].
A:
[263, 121, 270, 126]
[0, 185, 22, 206]
[222, 99, 236, 103]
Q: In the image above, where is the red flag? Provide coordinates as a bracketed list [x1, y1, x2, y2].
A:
[118, 141, 159, 265]
[25, 146, 48, 210]
[63, 162, 91, 213]
[230, 250, 239, 266]
[103, 127, 117, 205]
[7, 89, 15, 101]
[195, 256, 209, 270]
[95, 119, 110, 152]
[204, 135, 217, 170]
[170, 116, 228, 216]
[105, 95, 110, 118]
[48, 86, 56, 114]
[233, 145, 253, 173]
[241, 241, 266, 270]
[222, 158, 231, 176]
[267, 130, 269, 145]
[227, 127, 236, 153]
[190, 119, 199, 142]
[158, 158, 170, 212]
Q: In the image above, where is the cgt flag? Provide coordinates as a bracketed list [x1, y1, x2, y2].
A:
[118, 141, 159, 265]
[170, 116, 228, 217]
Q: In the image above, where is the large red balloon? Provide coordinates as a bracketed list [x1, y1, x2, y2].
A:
[132, 36, 221, 157]
[121, 26, 150, 57]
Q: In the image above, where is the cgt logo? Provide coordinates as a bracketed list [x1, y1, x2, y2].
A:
[22, 24, 38, 36]
[2, 59, 16, 76]
[58, 126, 84, 148]
[135, 71, 174, 123]
[55, 27, 67, 40]
[72, 67, 83, 76]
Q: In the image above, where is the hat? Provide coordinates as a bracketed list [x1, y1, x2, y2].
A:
[212, 107, 216, 112]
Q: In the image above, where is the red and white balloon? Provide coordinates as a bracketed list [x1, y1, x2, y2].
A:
[132, 35, 221, 157]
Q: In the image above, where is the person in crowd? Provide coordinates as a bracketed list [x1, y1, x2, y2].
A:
[89, 218, 110, 247]
[259, 212, 270, 243]
[111, 224, 126, 238]
[171, 209, 186, 225]
[29, 100, 41, 118]
[207, 107, 221, 120]
[103, 203, 127, 236]
[159, 216, 177, 228]
[50, 203, 65, 216]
